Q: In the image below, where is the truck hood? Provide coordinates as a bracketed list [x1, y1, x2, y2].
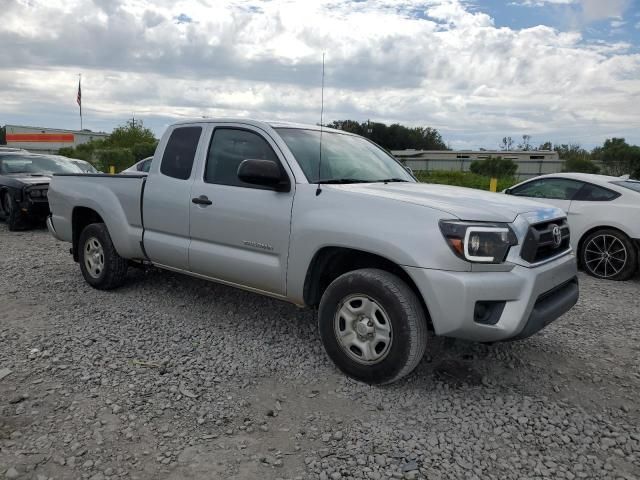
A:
[329, 182, 561, 223]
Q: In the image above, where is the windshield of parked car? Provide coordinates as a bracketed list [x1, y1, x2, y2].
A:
[611, 180, 640, 193]
[0, 154, 83, 175]
[275, 128, 415, 183]
[69, 159, 98, 173]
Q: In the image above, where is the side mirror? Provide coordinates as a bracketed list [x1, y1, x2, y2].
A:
[504, 188, 512, 195]
[404, 166, 414, 175]
[237, 159, 290, 191]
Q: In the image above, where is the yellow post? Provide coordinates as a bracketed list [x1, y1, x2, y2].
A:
[109, 165, 115, 175]
[489, 177, 498, 192]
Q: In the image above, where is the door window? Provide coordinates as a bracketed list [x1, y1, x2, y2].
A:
[510, 178, 583, 200]
[160, 127, 202, 180]
[573, 183, 620, 201]
[205, 128, 280, 188]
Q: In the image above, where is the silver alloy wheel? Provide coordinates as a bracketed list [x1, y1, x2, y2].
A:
[333, 294, 393, 365]
[84, 236, 105, 279]
[584, 234, 628, 279]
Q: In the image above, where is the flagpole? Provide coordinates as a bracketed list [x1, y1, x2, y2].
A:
[78, 74, 83, 130]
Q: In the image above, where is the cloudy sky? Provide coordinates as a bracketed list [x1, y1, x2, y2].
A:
[1, 0, 639, 149]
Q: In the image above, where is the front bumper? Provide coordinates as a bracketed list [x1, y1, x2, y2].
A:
[17, 198, 50, 219]
[405, 252, 579, 342]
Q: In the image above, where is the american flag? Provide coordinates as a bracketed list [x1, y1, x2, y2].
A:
[77, 79, 81, 107]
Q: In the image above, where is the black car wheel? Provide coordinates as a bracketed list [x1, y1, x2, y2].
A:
[580, 229, 638, 281]
[2, 191, 20, 231]
[318, 268, 428, 385]
[78, 223, 128, 290]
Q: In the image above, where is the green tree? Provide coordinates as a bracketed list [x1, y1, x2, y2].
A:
[500, 136, 514, 151]
[327, 120, 448, 151]
[595, 138, 640, 178]
[96, 148, 135, 173]
[57, 118, 158, 172]
[555, 144, 600, 174]
[107, 119, 156, 148]
[470, 156, 518, 178]
[563, 157, 600, 174]
[518, 134, 532, 151]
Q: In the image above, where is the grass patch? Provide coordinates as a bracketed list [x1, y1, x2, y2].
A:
[414, 170, 517, 191]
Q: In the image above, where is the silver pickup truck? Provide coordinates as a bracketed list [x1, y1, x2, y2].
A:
[47, 119, 578, 384]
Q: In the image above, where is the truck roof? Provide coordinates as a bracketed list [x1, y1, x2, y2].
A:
[170, 118, 349, 135]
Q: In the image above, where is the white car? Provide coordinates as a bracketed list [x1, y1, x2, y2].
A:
[505, 173, 640, 280]
[121, 157, 152, 175]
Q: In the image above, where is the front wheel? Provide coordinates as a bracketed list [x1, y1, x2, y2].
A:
[78, 223, 128, 290]
[2, 191, 20, 231]
[318, 268, 428, 385]
[580, 229, 637, 281]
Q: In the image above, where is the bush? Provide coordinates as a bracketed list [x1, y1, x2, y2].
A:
[563, 157, 600, 174]
[469, 156, 518, 178]
[95, 148, 135, 173]
[132, 142, 157, 162]
[414, 170, 517, 191]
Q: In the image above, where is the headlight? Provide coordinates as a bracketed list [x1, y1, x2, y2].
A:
[28, 189, 47, 198]
[439, 220, 518, 263]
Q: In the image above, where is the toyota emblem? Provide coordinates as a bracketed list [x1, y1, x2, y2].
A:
[551, 225, 562, 248]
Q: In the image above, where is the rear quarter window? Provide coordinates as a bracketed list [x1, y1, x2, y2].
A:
[573, 183, 620, 201]
[160, 127, 202, 180]
[611, 180, 640, 194]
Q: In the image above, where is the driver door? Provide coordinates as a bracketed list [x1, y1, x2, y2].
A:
[188, 125, 295, 295]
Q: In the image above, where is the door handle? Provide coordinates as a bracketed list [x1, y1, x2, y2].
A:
[192, 195, 213, 206]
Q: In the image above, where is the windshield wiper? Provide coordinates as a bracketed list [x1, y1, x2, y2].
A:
[317, 178, 371, 184]
[373, 178, 410, 183]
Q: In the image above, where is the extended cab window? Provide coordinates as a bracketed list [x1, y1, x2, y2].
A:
[205, 128, 280, 187]
[160, 127, 201, 180]
[510, 178, 583, 200]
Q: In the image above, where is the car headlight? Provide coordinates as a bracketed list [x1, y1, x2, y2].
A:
[439, 220, 518, 263]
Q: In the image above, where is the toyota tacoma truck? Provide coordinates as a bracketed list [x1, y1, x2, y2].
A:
[47, 119, 579, 384]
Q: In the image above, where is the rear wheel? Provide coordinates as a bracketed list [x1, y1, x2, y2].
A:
[580, 229, 637, 281]
[318, 268, 428, 385]
[78, 223, 128, 289]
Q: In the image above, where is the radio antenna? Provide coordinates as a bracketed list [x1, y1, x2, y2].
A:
[315, 52, 326, 196]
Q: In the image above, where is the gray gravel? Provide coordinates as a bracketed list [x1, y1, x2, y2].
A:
[1, 223, 639, 480]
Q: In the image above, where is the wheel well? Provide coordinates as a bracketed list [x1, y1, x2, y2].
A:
[72, 207, 104, 261]
[576, 225, 636, 267]
[303, 247, 430, 320]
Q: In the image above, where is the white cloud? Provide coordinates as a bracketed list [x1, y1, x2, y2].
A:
[517, 0, 632, 22]
[0, 0, 639, 148]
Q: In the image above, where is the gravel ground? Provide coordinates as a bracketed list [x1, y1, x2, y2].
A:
[1, 223, 639, 480]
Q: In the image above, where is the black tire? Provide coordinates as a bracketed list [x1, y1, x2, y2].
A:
[580, 229, 637, 281]
[2, 191, 20, 231]
[318, 268, 428, 385]
[78, 223, 128, 290]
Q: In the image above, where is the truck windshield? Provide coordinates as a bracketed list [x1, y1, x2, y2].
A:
[0, 154, 82, 175]
[275, 128, 414, 184]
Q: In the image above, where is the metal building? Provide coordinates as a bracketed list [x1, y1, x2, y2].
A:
[392, 149, 562, 180]
[4, 124, 108, 154]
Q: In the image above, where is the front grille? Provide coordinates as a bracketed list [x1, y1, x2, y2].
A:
[520, 218, 570, 264]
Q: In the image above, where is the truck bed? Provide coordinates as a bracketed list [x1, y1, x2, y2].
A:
[47, 173, 148, 260]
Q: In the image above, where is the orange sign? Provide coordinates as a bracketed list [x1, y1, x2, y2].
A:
[6, 133, 75, 143]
